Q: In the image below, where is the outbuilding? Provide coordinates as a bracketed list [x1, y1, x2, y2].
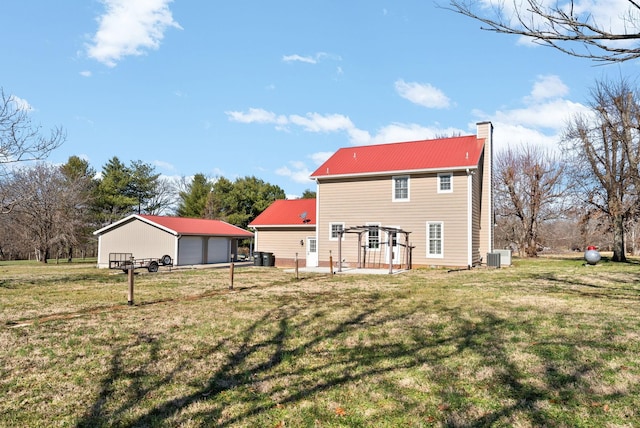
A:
[249, 198, 317, 268]
[93, 214, 253, 268]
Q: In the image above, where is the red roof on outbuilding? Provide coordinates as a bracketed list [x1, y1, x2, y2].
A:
[249, 199, 316, 227]
[137, 215, 253, 237]
[310, 135, 484, 178]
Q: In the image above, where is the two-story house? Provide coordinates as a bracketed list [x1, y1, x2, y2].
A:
[251, 121, 493, 269]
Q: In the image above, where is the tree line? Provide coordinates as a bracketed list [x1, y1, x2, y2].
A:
[0, 149, 316, 262]
[5, 80, 640, 263]
[494, 78, 640, 262]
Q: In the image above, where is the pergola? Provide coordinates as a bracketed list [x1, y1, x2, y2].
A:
[336, 225, 413, 274]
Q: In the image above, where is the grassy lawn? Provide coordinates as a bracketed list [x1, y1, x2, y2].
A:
[1, 257, 639, 427]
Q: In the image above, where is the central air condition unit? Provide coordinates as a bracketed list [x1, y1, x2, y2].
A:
[487, 252, 501, 268]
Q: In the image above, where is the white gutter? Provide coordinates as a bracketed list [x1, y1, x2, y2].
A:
[467, 168, 473, 268]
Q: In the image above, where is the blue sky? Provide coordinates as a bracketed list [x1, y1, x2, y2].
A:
[1, 1, 638, 198]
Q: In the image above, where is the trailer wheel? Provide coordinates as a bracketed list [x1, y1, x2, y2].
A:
[148, 261, 159, 273]
[160, 254, 172, 265]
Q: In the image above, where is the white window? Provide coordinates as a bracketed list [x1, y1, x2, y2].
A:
[427, 222, 443, 258]
[393, 176, 409, 201]
[366, 223, 380, 250]
[438, 173, 452, 193]
[329, 222, 345, 240]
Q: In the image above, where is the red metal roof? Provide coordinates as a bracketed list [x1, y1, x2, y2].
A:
[249, 199, 316, 227]
[138, 215, 253, 237]
[310, 135, 485, 178]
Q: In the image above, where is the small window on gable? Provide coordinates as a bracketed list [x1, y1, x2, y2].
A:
[393, 176, 409, 201]
[438, 173, 453, 193]
[330, 222, 344, 240]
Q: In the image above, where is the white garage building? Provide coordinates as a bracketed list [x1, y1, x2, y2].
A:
[94, 214, 254, 268]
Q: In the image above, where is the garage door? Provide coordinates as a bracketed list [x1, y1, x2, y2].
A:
[178, 236, 203, 265]
[207, 237, 229, 263]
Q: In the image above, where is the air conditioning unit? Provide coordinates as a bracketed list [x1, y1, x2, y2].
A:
[487, 252, 501, 268]
[494, 249, 512, 266]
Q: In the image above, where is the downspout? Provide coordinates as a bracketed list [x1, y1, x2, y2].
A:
[467, 168, 473, 268]
[315, 178, 320, 267]
[175, 234, 181, 266]
[96, 234, 102, 268]
[249, 227, 256, 260]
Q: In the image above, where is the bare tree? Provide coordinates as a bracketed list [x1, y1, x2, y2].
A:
[1, 88, 65, 213]
[495, 143, 567, 257]
[145, 176, 178, 215]
[447, 1, 640, 62]
[6, 163, 90, 263]
[563, 78, 640, 262]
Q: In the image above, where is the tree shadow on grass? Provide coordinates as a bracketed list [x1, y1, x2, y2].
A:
[75, 291, 626, 427]
[531, 271, 640, 301]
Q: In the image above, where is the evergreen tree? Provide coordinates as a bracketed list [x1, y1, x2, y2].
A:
[301, 189, 316, 199]
[93, 157, 137, 225]
[206, 175, 285, 228]
[128, 160, 160, 214]
[176, 173, 212, 218]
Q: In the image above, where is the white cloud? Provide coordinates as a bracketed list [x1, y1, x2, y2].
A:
[226, 108, 463, 147]
[152, 160, 176, 171]
[282, 54, 317, 64]
[228, 75, 590, 162]
[367, 123, 465, 145]
[472, 75, 590, 152]
[310, 151, 334, 165]
[282, 52, 341, 64]
[226, 108, 288, 125]
[276, 162, 314, 184]
[395, 79, 452, 109]
[289, 113, 354, 133]
[526, 74, 569, 102]
[9, 95, 33, 112]
[227, 109, 367, 142]
[86, 0, 182, 67]
[79, 70, 92, 77]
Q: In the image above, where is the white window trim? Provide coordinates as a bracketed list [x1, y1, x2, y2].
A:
[438, 173, 453, 193]
[366, 222, 381, 251]
[392, 175, 410, 202]
[329, 222, 345, 241]
[427, 221, 444, 258]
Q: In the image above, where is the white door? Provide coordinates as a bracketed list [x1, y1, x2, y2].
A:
[385, 229, 400, 264]
[306, 237, 318, 267]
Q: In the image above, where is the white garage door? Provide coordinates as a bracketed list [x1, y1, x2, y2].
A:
[207, 237, 229, 263]
[178, 236, 203, 265]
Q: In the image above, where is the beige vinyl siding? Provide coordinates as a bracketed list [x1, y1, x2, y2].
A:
[317, 171, 471, 267]
[255, 227, 315, 264]
[97, 219, 175, 267]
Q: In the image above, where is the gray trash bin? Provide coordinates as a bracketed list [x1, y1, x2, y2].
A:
[254, 251, 263, 266]
[262, 252, 274, 267]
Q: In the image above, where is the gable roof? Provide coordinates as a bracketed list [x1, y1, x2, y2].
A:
[93, 214, 254, 238]
[249, 199, 316, 227]
[310, 135, 485, 179]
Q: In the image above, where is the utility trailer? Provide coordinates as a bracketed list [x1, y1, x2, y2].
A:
[109, 253, 173, 273]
